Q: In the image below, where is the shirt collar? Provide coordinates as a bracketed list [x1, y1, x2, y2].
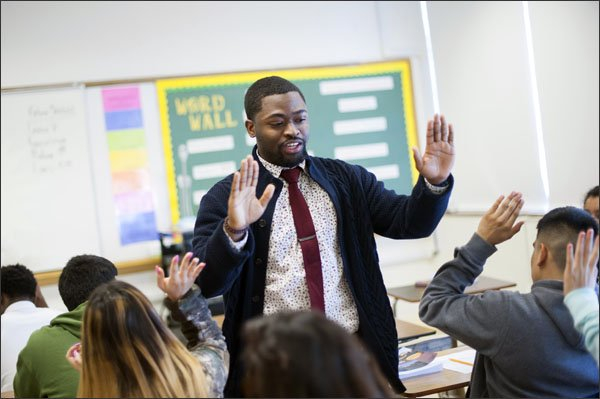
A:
[3, 300, 36, 313]
[256, 150, 306, 178]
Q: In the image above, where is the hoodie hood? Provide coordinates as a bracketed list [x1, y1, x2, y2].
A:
[532, 280, 588, 350]
[49, 301, 86, 338]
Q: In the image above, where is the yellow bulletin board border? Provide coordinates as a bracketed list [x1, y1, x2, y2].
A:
[156, 60, 419, 226]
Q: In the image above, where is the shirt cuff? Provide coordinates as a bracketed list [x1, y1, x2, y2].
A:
[223, 223, 248, 251]
[424, 178, 449, 195]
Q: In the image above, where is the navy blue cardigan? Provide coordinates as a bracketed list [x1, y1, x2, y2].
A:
[193, 147, 453, 396]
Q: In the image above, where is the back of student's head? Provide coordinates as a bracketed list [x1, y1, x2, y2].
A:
[583, 185, 599, 221]
[537, 206, 599, 271]
[584, 185, 599, 203]
[244, 76, 306, 121]
[78, 280, 206, 398]
[241, 310, 393, 398]
[58, 254, 117, 311]
[1, 263, 36, 300]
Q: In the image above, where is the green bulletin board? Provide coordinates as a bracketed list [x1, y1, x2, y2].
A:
[156, 60, 419, 226]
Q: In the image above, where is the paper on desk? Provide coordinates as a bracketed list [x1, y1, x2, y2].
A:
[437, 349, 476, 374]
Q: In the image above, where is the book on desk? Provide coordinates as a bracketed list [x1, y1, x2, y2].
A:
[398, 345, 475, 380]
[398, 347, 443, 379]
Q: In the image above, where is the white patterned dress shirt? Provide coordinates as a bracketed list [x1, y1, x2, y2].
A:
[227, 154, 359, 333]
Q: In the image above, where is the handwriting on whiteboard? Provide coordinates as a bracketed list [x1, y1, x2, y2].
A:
[27, 105, 75, 173]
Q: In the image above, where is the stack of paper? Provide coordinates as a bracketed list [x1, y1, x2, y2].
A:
[437, 348, 476, 374]
[398, 347, 444, 379]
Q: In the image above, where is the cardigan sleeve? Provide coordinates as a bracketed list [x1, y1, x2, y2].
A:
[359, 163, 453, 238]
[192, 178, 255, 297]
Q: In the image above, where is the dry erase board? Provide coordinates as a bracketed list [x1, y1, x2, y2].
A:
[156, 60, 420, 225]
[1, 86, 102, 272]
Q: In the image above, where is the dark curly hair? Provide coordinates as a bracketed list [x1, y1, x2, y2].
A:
[1, 263, 37, 300]
[244, 76, 306, 121]
[58, 254, 117, 311]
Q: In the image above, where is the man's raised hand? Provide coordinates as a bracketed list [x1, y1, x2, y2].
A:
[413, 114, 455, 185]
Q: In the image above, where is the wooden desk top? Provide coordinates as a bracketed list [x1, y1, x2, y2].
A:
[388, 276, 516, 303]
[400, 346, 472, 397]
[395, 319, 436, 342]
[212, 314, 224, 328]
[212, 315, 434, 342]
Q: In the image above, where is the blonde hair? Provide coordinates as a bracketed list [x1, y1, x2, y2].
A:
[78, 280, 207, 398]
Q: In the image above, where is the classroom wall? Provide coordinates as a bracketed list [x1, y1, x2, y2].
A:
[3, 1, 598, 318]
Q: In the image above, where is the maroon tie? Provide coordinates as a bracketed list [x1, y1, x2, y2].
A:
[280, 167, 325, 312]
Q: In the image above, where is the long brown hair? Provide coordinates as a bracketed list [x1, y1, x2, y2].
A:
[77, 280, 207, 397]
[241, 310, 394, 398]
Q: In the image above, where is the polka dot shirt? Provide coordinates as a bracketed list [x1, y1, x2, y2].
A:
[257, 154, 359, 333]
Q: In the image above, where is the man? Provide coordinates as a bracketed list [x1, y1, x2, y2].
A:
[1, 264, 61, 393]
[13, 255, 117, 398]
[193, 76, 455, 395]
[583, 185, 599, 222]
[419, 192, 599, 398]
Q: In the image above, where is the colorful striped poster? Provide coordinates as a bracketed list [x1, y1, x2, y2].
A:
[102, 86, 157, 245]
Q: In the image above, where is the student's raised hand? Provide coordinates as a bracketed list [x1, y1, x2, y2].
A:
[226, 155, 275, 240]
[155, 252, 205, 301]
[412, 114, 455, 185]
[564, 229, 599, 295]
[476, 192, 524, 246]
[65, 342, 82, 372]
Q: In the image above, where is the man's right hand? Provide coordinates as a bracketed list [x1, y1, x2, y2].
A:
[476, 192, 524, 246]
[226, 155, 275, 240]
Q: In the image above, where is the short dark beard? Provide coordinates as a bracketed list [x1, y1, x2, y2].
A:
[278, 146, 308, 168]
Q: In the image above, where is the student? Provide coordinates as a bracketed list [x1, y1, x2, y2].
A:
[65, 252, 228, 398]
[583, 185, 599, 222]
[13, 255, 117, 398]
[192, 75, 455, 395]
[241, 310, 394, 398]
[563, 228, 599, 365]
[1, 264, 61, 393]
[419, 193, 599, 398]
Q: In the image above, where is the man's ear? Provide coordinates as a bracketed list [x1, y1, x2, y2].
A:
[536, 242, 549, 268]
[245, 119, 255, 138]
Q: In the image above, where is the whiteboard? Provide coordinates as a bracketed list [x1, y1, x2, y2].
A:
[1, 86, 102, 272]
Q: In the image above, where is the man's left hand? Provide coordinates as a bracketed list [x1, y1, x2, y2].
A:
[413, 113, 455, 185]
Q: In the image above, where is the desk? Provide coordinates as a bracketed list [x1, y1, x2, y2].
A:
[213, 314, 224, 328]
[211, 315, 433, 343]
[388, 276, 516, 315]
[400, 346, 472, 398]
[395, 319, 436, 343]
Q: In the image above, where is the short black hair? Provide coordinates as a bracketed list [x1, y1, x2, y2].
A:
[1, 264, 37, 300]
[536, 206, 598, 270]
[58, 254, 117, 311]
[584, 185, 599, 203]
[244, 76, 306, 121]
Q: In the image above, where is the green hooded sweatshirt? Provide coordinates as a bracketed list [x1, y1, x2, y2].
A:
[13, 302, 85, 398]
